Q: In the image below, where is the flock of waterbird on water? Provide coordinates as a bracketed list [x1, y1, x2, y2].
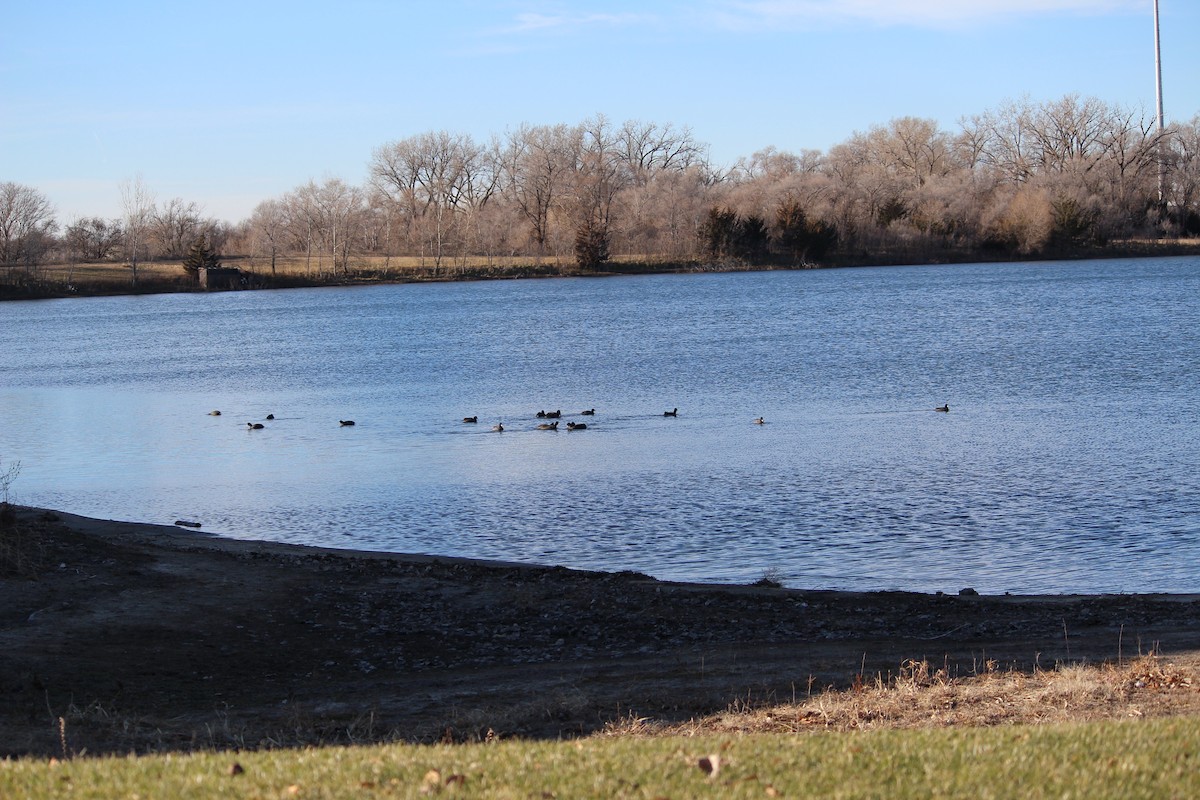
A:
[208, 403, 952, 433]
[208, 410, 357, 428]
[211, 402, 950, 434]
[481, 406, 687, 432]
[472, 403, 948, 432]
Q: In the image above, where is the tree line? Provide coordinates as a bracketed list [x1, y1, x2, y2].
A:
[3, 95, 1199, 278]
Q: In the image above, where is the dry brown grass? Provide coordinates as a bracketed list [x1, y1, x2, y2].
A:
[10, 252, 705, 294]
[0, 255, 594, 299]
[8, 238, 1200, 299]
[602, 655, 1200, 738]
[1, 261, 195, 298]
[37, 261, 187, 283]
[27, 254, 589, 282]
[238, 254, 569, 274]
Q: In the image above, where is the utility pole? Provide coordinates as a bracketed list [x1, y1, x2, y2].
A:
[1153, 0, 1166, 211]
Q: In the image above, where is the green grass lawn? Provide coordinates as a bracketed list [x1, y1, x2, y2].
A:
[3, 716, 1196, 799]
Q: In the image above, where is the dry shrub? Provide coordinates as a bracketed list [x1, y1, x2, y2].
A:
[0, 504, 46, 577]
[600, 655, 1200, 738]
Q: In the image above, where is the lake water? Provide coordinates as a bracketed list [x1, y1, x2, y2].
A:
[2, 257, 1198, 594]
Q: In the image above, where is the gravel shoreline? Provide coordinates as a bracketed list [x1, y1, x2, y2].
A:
[3, 506, 1198, 757]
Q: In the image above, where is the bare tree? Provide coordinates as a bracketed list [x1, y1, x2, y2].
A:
[63, 217, 124, 261]
[69, 103, 1197, 271]
[615, 120, 705, 187]
[371, 131, 495, 271]
[247, 199, 287, 274]
[1164, 115, 1200, 234]
[1097, 107, 1174, 232]
[453, 136, 503, 269]
[277, 179, 368, 276]
[967, 96, 1118, 186]
[204, 219, 233, 255]
[119, 176, 155, 285]
[369, 136, 425, 253]
[610, 121, 709, 258]
[824, 134, 903, 245]
[873, 117, 956, 188]
[732, 146, 808, 183]
[962, 99, 1038, 185]
[1028, 94, 1111, 178]
[619, 165, 716, 260]
[568, 115, 625, 268]
[500, 123, 579, 256]
[313, 178, 367, 275]
[723, 147, 828, 220]
[280, 183, 320, 274]
[152, 197, 204, 259]
[0, 182, 57, 266]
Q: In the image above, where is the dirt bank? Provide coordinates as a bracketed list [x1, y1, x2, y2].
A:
[2, 506, 1198, 757]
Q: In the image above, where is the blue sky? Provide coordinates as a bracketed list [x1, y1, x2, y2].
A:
[2, 0, 1196, 224]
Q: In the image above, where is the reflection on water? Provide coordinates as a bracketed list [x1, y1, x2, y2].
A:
[1, 257, 1198, 593]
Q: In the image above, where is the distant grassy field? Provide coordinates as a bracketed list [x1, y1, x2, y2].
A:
[5, 255, 559, 290]
[2, 716, 1196, 799]
[5, 239, 1198, 300]
[1, 253, 710, 299]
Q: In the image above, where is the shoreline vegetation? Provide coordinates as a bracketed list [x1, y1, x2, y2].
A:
[7, 98, 1200, 308]
[1, 505, 1198, 761]
[4, 239, 1200, 302]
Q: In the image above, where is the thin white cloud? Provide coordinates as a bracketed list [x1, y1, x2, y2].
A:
[500, 11, 654, 36]
[714, 0, 1143, 30]
[462, 9, 658, 58]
